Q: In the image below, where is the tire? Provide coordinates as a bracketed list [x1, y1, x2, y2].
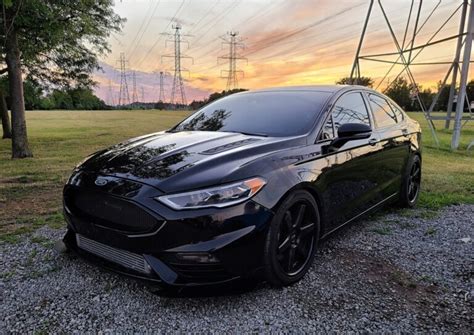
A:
[263, 190, 320, 287]
[399, 154, 421, 208]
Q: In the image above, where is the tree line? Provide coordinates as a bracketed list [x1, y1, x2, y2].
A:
[0, 77, 106, 111]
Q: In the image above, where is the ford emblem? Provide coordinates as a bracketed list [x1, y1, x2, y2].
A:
[95, 177, 108, 186]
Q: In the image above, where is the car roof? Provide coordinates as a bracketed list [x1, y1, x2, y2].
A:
[246, 84, 373, 95]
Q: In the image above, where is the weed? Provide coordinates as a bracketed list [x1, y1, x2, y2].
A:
[425, 227, 437, 236]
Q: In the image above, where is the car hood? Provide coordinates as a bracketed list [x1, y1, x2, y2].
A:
[79, 130, 304, 193]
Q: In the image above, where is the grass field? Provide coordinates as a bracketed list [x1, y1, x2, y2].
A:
[0, 110, 473, 239]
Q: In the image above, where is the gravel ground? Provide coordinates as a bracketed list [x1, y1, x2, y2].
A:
[1, 205, 473, 333]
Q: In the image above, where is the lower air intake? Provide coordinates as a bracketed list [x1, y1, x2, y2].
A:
[76, 234, 152, 274]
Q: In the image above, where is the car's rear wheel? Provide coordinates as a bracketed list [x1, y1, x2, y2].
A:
[263, 190, 320, 287]
[399, 154, 421, 208]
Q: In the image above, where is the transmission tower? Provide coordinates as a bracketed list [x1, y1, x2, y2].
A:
[131, 71, 138, 103]
[350, 0, 473, 150]
[158, 71, 166, 102]
[219, 31, 247, 90]
[106, 80, 116, 106]
[141, 86, 145, 103]
[161, 24, 193, 107]
[117, 52, 130, 106]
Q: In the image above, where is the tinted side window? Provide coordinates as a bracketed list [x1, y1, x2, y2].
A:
[369, 94, 398, 128]
[389, 101, 405, 122]
[320, 92, 371, 140]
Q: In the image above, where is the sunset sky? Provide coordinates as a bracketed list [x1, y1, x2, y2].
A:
[95, 0, 472, 103]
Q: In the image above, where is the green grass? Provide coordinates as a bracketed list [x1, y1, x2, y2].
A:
[408, 112, 474, 209]
[0, 109, 472, 238]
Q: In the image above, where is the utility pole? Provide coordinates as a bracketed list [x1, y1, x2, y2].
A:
[158, 71, 166, 102]
[131, 71, 138, 103]
[162, 24, 193, 108]
[219, 31, 247, 90]
[451, 0, 474, 149]
[117, 52, 130, 106]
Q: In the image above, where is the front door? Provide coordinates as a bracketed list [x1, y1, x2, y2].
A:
[314, 91, 386, 231]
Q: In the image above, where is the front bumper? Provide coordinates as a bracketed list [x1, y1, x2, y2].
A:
[62, 175, 274, 287]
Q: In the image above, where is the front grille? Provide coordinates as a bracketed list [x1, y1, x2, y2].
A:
[76, 234, 152, 274]
[65, 188, 160, 234]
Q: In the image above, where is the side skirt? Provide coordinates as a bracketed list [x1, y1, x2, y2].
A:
[320, 192, 398, 239]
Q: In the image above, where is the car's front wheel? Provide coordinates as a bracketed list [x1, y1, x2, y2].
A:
[263, 190, 320, 287]
[399, 154, 421, 208]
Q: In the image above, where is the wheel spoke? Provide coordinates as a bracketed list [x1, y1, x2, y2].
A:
[296, 240, 309, 257]
[284, 211, 293, 230]
[412, 167, 420, 178]
[299, 222, 315, 237]
[278, 236, 290, 252]
[293, 204, 306, 230]
[287, 246, 296, 272]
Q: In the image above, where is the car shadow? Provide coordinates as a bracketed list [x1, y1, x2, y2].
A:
[149, 278, 267, 298]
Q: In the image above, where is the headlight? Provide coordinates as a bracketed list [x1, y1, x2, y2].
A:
[156, 177, 266, 210]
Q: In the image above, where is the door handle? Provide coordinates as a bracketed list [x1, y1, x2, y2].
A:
[402, 128, 409, 136]
[369, 138, 378, 146]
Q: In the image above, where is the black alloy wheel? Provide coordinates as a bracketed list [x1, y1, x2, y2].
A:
[264, 190, 320, 286]
[399, 155, 421, 208]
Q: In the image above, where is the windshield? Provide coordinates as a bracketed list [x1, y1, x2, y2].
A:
[172, 91, 331, 137]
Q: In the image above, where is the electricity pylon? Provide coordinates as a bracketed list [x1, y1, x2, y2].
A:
[106, 80, 116, 106]
[158, 71, 166, 102]
[161, 24, 193, 107]
[219, 31, 247, 90]
[350, 0, 473, 150]
[131, 71, 138, 103]
[117, 52, 130, 106]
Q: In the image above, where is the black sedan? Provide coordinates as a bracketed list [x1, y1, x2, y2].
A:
[62, 85, 421, 288]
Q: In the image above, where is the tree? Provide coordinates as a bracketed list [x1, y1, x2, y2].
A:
[1, 0, 123, 158]
[466, 80, 474, 105]
[0, 89, 11, 138]
[385, 77, 412, 110]
[414, 87, 435, 112]
[23, 77, 44, 110]
[336, 76, 374, 88]
[190, 89, 248, 110]
[0, 75, 11, 137]
[434, 81, 451, 111]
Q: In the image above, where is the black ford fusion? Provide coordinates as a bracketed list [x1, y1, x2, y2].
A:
[63, 85, 421, 288]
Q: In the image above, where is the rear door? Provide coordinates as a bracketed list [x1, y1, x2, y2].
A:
[365, 93, 410, 198]
[315, 91, 385, 230]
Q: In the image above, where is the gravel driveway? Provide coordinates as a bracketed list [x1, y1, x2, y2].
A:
[1, 205, 473, 333]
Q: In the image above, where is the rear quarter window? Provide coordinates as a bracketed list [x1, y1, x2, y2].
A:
[368, 94, 398, 128]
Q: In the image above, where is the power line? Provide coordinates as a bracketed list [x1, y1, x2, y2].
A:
[136, 0, 186, 68]
[128, 0, 162, 60]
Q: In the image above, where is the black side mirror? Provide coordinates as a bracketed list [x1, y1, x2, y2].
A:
[329, 123, 372, 150]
